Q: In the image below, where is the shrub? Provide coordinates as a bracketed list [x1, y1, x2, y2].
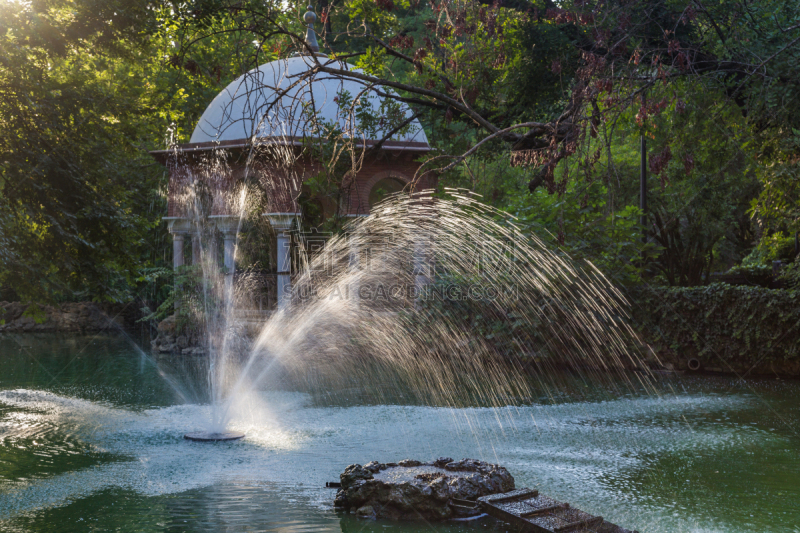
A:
[629, 283, 800, 367]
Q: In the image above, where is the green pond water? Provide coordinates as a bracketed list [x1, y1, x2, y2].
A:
[0, 333, 798, 532]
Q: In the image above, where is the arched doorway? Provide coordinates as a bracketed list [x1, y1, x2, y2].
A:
[368, 176, 407, 208]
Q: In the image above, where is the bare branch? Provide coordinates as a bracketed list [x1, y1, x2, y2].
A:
[369, 110, 423, 153]
[311, 64, 506, 138]
[414, 121, 549, 183]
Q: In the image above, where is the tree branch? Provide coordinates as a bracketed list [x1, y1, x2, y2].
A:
[312, 63, 508, 138]
[433, 121, 548, 174]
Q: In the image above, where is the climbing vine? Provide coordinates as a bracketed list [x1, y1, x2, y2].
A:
[629, 284, 800, 366]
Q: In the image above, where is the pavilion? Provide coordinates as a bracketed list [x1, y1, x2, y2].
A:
[150, 8, 434, 310]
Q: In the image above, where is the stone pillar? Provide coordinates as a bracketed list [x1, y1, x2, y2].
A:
[265, 213, 299, 309]
[223, 231, 236, 297]
[276, 231, 291, 308]
[413, 237, 430, 298]
[164, 217, 191, 311]
[172, 232, 185, 311]
[192, 233, 201, 265]
[210, 215, 240, 307]
[412, 226, 434, 307]
[207, 235, 218, 269]
[172, 233, 185, 271]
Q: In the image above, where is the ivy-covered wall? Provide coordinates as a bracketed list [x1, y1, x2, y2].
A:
[629, 284, 800, 375]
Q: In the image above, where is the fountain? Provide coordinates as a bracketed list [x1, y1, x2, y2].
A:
[142, 9, 651, 443]
[163, 168, 650, 442]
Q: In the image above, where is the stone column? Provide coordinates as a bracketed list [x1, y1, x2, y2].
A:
[164, 217, 191, 311]
[223, 231, 236, 297]
[192, 233, 202, 265]
[210, 215, 239, 307]
[411, 196, 435, 307]
[172, 233, 185, 271]
[265, 213, 299, 310]
[172, 233, 185, 310]
[207, 235, 218, 269]
[412, 225, 434, 307]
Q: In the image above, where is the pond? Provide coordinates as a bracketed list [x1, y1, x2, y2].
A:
[0, 334, 798, 532]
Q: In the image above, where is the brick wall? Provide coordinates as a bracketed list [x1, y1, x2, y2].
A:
[165, 147, 436, 218]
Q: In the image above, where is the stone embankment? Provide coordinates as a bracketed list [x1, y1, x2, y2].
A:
[334, 458, 515, 520]
[0, 301, 141, 333]
[149, 315, 205, 355]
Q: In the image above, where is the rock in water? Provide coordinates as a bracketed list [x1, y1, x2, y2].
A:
[340, 464, 375, 487]
[334, 458, 515, 520]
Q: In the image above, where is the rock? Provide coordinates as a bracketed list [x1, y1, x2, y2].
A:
[355, 505, 376, 518]
[149, 315, 208, 355]
[446, 474, 482, 500]
[0, 301, 142, 333]
[340, 464, 374, 489]
[334, 489, 349, 508]
[181, 346, 206, 356]
[363, 461, 384, 473]
[444, 458, 484, 472]
[157, 315, 177, 334]
[334, 458, 514, 521]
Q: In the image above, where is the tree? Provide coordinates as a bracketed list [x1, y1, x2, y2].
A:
[166, 0, 799, 174]
[160, 0, 797, 282]
[0, 0, 170, 301]
[6, 0, 796, 300]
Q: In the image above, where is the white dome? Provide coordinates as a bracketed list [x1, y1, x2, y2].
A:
[190, 55, 429, 148]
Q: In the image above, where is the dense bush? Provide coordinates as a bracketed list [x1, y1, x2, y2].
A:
[629, 284, 800, 368]
[710, 264, 775, 288]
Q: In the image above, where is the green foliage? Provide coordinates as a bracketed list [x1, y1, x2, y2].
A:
[725, 264, 773, 277]
[504, 11, 579, 122]
[21, 303, 47, 325]
[3, 0, 800, 307]
[627, 86, 759, 284]
[630, 284, 800, 365]
[779, 262, 800, 289]
[749, 141, 800, 242]
[741, 232, 796, 266]
[136, 266, 176, 309]
[506, 176, 653, 286]
[442, 77, 761, 287]
[140, 265, 213, 333]
[0, 0, 173, 303]
[711, 264, 775, 289]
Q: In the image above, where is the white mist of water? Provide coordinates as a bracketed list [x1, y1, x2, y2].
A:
[169, 182, 657, 434]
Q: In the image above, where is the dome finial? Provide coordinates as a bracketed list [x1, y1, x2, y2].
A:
[303, 5, 320, 54]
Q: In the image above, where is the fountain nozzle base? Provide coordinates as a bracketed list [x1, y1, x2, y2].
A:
[184, 431, 245, 442]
